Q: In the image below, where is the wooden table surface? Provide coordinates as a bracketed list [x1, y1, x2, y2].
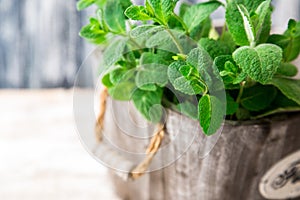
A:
[0, 89, 120, 200]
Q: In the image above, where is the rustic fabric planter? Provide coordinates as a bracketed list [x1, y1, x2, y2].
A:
[99, 98, 300, 200]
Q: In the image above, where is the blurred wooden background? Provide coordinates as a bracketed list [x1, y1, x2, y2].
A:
[0, 0, 299, 88]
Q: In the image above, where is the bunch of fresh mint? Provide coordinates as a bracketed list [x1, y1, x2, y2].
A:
[77, 0, 300, 135]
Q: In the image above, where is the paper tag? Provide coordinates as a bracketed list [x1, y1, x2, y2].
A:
[259, 150, 300, 199]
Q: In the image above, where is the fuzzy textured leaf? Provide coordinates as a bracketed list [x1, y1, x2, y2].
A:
[146, 30, 196, 54]
[102, 73, 113, 88]
[226, 0, 265, 46]
[183, 1, 221, 34]
[177, 101, 198, 120]
[77, 0, 96, 10]
[130, 25, 164, 38]
[145, 0, 178, 25]
[270, 77, 300, 105]
[104, 37, 127, 67]
[233, 44, 282, 84]
[236, 4, 255, 46]
[168, 61, 207, 95]
[253, 0, 271, 44]
[186, 47, 216, 86]
[132, 88, 163, 123]
[125, 5, 152, 20]
[226, 93, 239, 115]
[199, 38, 233, 59]
[276, 63, 298, 77]
[136, 64, 168, 90]
[136, 53, 170, 90]
[104, 0, 126, 33]
[79, 18, 106, 44]
[109, 67, 128, 85]
[108, 82, 135, 101]
[240, 85, 277, 111]
[283, 20, 300, 61]
[198, 94, 225, 135]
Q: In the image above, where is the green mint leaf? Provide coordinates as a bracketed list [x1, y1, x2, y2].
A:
[214, 55, 235, 72]
[145, 0, 178, 25]
[94, 0, 107, 7]
[146, 30, 196, 54]
[198, 94, 224, 136]
[109, 67, 128, 85]
[190, 17, 212, 41]
[123, 51, 137, 68]
[136, 53, 170, 91]
[253, 0, 271, 44]
[186, 47, 216, 86]
[79, 18, 106, 44]
[77, 0, 95, 10]
[236, 4, 255, 46]
[167, 14, 186, 31]
[103, 37, 127, 67]
[130, 25, 164, 38]
[168, 61, 207, 95]
[104, 0, 126, 33]
[96, 9, 109, 32]
[273, 91, 299, 108]
[136, 64, 168, 90]
[183, 1, 221, 34]
[179, 3, 190, 18]
[177, 101, 198, 120]
[269, 77, 300, 105]
[240, 85, 277, 111]
[102, 73, 114, 88]
[132, 88, 163, 123]
[233, 71, 247, 84]
[276, 63, 298, 77]
[285, 19, 300, 38]
[283, 19, 300, 61]
[267, 34, 290, 50]
[107, 69, 136, 100]
[125, 5, 152, 20]
[253, 90, 300, 119]
[108, 81, 136, 101]
[199, 38, 233, 59]
[233, 44, 282, 84]
[214, 55, 246, 86]
[135, 83, 157, 91]
[272, 36, 300, 62]
[226, 93, 239, 115]
[140, 52, 169, 65]
[119, 0, 132, 12]
[226, 0, 265, 46]
[219, 32, 237, 53]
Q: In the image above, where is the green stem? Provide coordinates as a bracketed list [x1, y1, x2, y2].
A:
[172, 13, 189, 35]
[236, 81, 245, 104]
[129, 37, 142, 50]
[165, 28, 184, 55]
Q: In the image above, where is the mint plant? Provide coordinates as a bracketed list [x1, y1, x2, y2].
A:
[77, 0, 300, 135]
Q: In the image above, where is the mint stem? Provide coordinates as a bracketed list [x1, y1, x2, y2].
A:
[236, 81, 245, 104]
[172, 13, 189, 35]
[165, 28, 184, 55]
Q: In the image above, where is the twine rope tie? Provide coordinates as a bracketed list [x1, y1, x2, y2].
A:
[95, 87, 108, 142]
[95, 87, 165, 179]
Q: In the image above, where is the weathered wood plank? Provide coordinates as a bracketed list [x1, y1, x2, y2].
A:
[107, 100, 300, 200]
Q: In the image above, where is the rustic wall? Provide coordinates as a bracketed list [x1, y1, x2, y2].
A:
[0, 0, 95, 88]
